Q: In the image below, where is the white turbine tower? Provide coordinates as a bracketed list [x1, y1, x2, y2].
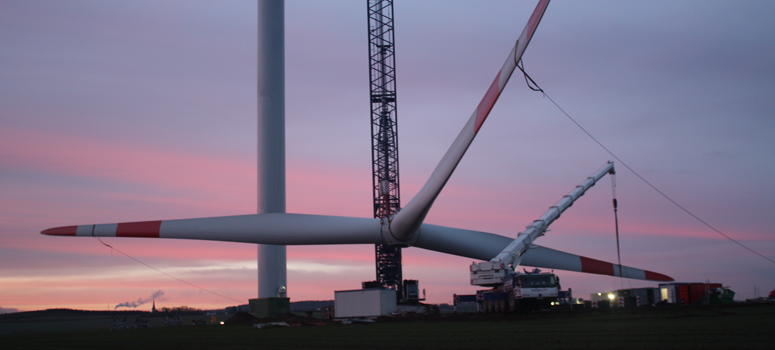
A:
[256, 0, 287, 309]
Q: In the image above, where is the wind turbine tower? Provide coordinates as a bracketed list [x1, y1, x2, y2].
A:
[255, 0, 288, 312]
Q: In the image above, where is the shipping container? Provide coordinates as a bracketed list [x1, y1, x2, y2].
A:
[659, 283, 722, 305]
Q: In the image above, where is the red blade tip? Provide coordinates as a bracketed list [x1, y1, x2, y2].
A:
[645, 270, 674, 282]
[41, 226, 78, 236]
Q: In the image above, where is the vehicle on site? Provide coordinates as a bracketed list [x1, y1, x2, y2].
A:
[474, 268, 560, 313]
[471, 161, 617, 313]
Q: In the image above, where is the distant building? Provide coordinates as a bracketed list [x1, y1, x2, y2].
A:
[591, 283, 733, 307]
[590, 287, 659, 307]
[658, 282, 729, 305]
[151, 300, 158, 313]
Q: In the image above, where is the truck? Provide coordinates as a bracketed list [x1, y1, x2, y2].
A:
[474, 267, 560, 313]
[470, 162, 615, 313]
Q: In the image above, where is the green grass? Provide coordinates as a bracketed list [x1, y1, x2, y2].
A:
[3, 304, 774, 349]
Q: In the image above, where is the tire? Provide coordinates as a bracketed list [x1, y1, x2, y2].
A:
[497, 300, 505, 313]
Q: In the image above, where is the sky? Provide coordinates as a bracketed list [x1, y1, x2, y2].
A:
[1, 0, 774, 313]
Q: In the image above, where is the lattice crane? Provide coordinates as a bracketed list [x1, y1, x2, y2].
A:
[367, 0, 403, 294]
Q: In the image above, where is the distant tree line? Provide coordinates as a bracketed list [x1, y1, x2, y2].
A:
[159, 306, 202, 313]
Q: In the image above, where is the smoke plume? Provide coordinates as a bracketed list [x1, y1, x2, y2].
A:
[114, 290, 164, 309]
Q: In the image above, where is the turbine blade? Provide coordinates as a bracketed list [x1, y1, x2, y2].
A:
[388, 0, 551, 241]
[414, 223, 673, 282]
[521, 245, 674, 282]
[42, 213, 383, 245]
[413, 223, 512, 260]
[41, 214, 672, 281]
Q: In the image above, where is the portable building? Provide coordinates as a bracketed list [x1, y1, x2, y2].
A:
[334, 288, 397, 318]
[589, 287, 659, 307]
[618, 287, 659, 306]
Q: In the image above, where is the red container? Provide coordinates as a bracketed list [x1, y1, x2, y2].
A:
[677, 283, 722, 305]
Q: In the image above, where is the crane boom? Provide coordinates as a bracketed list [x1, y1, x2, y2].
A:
[471, 161, 615, 286]
[494, 161, 615, 267]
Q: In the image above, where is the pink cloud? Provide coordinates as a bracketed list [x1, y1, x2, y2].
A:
[1, 121, 767, 310]
[0, 126, 256, 198]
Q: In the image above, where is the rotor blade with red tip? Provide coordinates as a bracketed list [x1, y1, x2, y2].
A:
[42, 214, 384, 245]
[388, 0, 551, 242]
[413, 223, 673, 282]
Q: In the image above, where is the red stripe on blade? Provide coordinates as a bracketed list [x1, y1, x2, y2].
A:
[116, 221, 161, 238]
[526, 0, 550, 40]
[41, 225, 78, 236]
[580, 256, 615, 276]
[645, 270, 674, 282]
[474, 72, 502, 134]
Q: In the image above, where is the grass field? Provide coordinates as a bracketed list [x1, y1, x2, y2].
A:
[2, 304, 774, 349]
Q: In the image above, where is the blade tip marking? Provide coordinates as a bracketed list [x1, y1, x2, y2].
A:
[579, 256, 615, 276]
[41, 225, 78, 236]
[645, 270, 674, 282]
[474, 72, 503, 133]
[116, 221, 162, 238]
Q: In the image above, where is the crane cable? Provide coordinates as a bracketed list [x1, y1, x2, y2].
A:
[516, 59, 775, 266]
[611, 174, 633, 290]
[611, 174, 624, 278]
[93, 236, 242, 303]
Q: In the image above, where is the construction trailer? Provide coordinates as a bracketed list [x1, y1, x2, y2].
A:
[334, 288, 397, 318]
[659, 282, 732, 305]
[590, 288, 659, 307]
[622, 287, 659, 306]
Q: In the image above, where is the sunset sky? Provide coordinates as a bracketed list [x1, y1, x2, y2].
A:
[2, 0, 774, 313]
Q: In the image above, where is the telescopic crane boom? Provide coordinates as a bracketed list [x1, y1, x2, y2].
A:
[472, 161, 615, 286]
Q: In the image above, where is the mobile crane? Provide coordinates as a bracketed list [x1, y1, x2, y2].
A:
[471, 161, 615, 312]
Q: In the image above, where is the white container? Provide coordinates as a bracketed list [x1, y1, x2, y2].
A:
[334, 288, 397, 318]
